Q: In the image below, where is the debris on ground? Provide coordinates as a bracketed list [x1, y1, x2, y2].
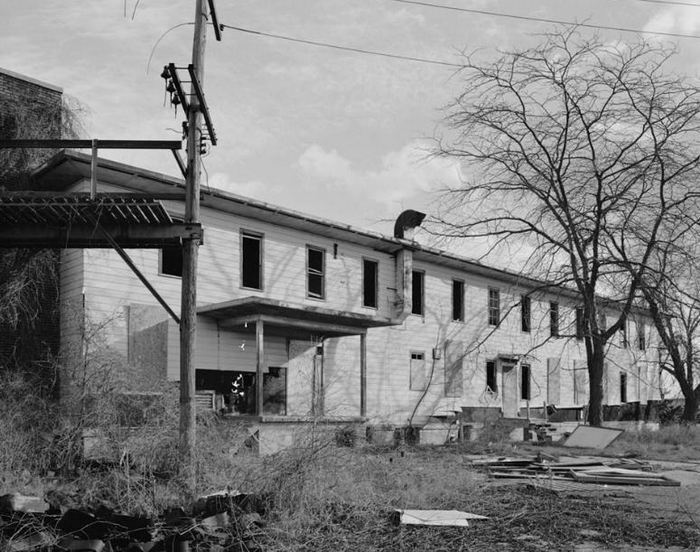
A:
[394, 509, 489, 527]
[562, 425, 624, 449]
[0, 489, 265, 551]
[472, 455, 680, 487]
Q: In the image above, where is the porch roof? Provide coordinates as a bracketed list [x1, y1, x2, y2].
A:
[198, 297, 395, 338]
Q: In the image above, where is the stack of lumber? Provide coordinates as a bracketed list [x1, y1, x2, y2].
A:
[471, 456, 680, 487]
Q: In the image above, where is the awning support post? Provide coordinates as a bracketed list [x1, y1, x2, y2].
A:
[360, 332, 367, 417]
[256, 318, 264, 416]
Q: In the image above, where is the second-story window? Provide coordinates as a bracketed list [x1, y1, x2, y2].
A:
[452, 279, 464, 322]
[521, 295, 531, 332]
[363, 259, 378, 308]
[241, 231, 263, 290]
[620, 320, 628, 348]
[307, 246, 325, 299]
[488, 288, 500, 326]
[412, 270, 424, 315]
[638, 322, 646, 350]
[550, 302, 559, 337]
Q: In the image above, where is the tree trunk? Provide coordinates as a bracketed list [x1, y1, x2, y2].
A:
[587, 341, 606, 426]
[682, 392, 698, 423]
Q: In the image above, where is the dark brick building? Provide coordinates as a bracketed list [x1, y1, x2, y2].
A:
[0, 68, 64, 378]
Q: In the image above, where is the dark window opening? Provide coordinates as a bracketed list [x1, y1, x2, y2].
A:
[307, 246, 325, 299]
[363, 259, 378, 308]
[521, 364, 531, 400]
[452, 279, 464, 321]
[241, 232, 263, 289]
[620, 323, 628, 348]
[620, 372, 627, 403]
[195, 368, 286, 415]
[486, 360, 497, 393]
[576, 307, 584, 340]
[521, 295, 531, 332]
[550, 302, 559, 337]
[160, 246, 183, 277]
[488, 288, 500, 326]
[638, 324, 646, 350]
[412, 271, 424, 315]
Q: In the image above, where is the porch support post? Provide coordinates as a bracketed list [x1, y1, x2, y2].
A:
[256, 318, 264, 416]
[360, 332, 367, 417]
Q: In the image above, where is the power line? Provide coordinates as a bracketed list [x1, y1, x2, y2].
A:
[220, 24, 463, 68]
[389, 0, 700, 40]
[627, 0, 700, 7]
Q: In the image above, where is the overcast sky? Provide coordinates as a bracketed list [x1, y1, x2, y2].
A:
[2, 0, 700, 238]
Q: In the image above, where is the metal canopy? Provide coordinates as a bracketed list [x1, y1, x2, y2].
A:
[0, 192, 201, 248]
[198, 297, 395, 338]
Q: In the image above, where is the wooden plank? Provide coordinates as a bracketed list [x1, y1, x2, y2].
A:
[0, 222, 202, 248]
[0, 139, 182, 149]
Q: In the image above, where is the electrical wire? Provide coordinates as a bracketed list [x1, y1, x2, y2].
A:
[389, 0, 700, 40]
[627, 0, 700, 7]
[220, 24, 463, 68]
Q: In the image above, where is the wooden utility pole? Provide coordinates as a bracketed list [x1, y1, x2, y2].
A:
[180, 0, 208, 490]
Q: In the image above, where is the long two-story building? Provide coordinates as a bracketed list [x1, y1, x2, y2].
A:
[21, 148, 663, 452]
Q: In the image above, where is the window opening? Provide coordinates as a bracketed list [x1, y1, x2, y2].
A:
[488, 288, 500, 326]
[412, 271, 424, 315]
[521, 364, 531, 400]
[521, 295, 531, 332]
[307, 246, 325, 299]
[486, 360, 497, 393]
[160, 246, 183, 277]
[550, 302, 559, 337]
[452, 279, 464, 321]
[620, 372, 627, 403]
[363, 259, 378, 308]
[241, 231, 263, 289]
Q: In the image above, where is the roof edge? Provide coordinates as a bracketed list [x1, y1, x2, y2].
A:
[0, 67, 63, 94]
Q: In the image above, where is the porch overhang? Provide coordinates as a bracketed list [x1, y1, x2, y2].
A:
[198, 297, 394, 339]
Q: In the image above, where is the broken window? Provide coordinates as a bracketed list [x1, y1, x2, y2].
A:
[550, 302, 559, 337]
[521, 295, 531, 332]
[410, 351, 427, 390]
[241, 231, 263, 290]
[412, 270, 424, 315]
[575, 307, 584, 340]
[452, 279, 464, 322]
[521, 364, 531, 400]
[307, 246, 325, 299]
[488, 288, 500, 326]
[160, 246, 183, 277]
[363, 258, 378, 308]
[620, 372, 627, 403]
[486, 360, 497, 393]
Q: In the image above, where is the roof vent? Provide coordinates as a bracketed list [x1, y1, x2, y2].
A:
[393, 209, 426, 240]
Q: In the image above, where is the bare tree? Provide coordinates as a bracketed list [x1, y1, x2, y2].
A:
[433, 28, 700, 425]
[631, 242, 700, 422]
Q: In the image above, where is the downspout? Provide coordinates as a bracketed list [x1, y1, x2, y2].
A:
[391, 209, 426, 323]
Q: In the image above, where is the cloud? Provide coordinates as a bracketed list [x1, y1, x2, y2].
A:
[295, 140, 463, 227]
[643, 6, 700, 36]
